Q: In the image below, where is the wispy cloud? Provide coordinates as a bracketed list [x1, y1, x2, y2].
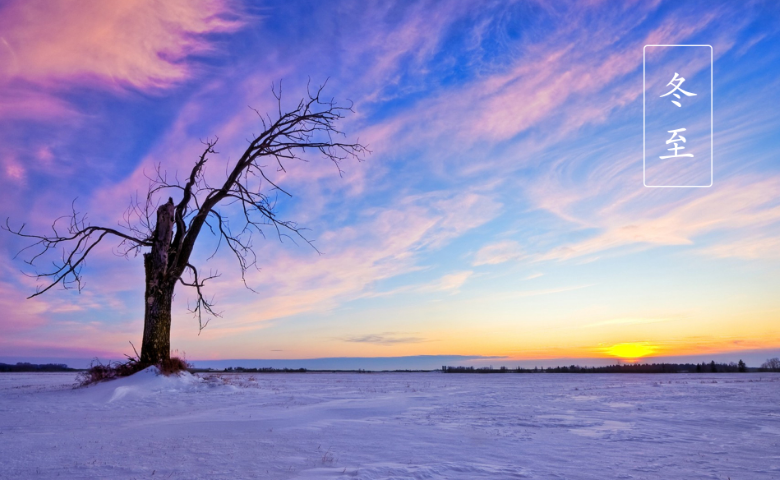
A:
[533, 174, 780, 262]
[341, 332, 428, 346]
[473, 241, 524, 266]
[0, 0, 241, 126]
[366, 270, 474, 299]
[0, 0, 241, 90]
[358, 2, 720, 162]
[177, 190, 499, 334]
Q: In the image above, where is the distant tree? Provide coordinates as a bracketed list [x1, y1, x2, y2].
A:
[696, 363, 702, 373]
[5, 83, 367, 366]
[710, 361, 717, 373]
[761, 357, 780, 372]
[738, 359, 746, 372]
[0, 362, 75, 372]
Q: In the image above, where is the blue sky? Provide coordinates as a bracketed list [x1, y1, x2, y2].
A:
[1, 0, 779, 367]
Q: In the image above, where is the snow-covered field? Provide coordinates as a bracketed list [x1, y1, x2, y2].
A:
[1, 370, 778, 479]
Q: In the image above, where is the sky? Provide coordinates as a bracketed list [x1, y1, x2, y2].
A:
[1, 0, 779, 369]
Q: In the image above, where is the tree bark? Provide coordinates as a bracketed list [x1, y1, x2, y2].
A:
[140, 199, 175, 365]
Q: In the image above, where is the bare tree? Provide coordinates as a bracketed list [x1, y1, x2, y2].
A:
[5, 82, 367, 365]
[761, 357, 780, 371]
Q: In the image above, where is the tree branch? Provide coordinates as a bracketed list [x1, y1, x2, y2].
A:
[6, 80, 369, 337]
[4, 208, 151, 298]
[179, 263, 221, 334]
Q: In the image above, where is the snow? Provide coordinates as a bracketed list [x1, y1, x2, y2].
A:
[1, 371, 779, 479]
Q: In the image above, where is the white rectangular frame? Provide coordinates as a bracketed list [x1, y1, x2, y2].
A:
[643, 44, 713, 188]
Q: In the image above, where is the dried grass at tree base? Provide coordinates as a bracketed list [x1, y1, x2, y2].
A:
[157, 356, 190, 375]
[77, 356, 191, 387]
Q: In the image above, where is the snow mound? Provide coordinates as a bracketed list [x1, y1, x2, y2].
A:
[81, 366, 204, 403]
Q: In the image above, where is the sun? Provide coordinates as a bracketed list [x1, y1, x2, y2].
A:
[605, 342, 657, 361]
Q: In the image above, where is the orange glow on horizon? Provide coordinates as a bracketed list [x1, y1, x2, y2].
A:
[604, 342, 658, 360]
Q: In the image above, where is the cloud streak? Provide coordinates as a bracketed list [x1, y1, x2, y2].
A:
[341, 332, 428, 346]
[0, 0, 240, 89]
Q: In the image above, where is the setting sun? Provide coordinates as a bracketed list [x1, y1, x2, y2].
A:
[605, 343, 658, 360]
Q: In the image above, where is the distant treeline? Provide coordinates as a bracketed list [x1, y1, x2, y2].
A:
[0, 362, 76, 372]
[213, 367, 422, 373]
[442, 360, 760, 374]
[221, 367, 308, 373]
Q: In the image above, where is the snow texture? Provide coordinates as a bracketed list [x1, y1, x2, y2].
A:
[0, 370, 778, 479]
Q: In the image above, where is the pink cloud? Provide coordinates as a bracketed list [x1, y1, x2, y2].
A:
[2, 155, 25, 184]
[336, 1, 468, 104]
[352, 3, 740, 187]
[0, 0, 241, 123]
[699, 236, 780, 260]
[0, 255, 136, 358]
[0, 273, 141, 358]
[0, 342, 112, 359]
[473, 240, 525, 266]
[0, 0, 240, 89]
[0, 86, 77, 120]
[163, 190, 501, 337]
[0, 283, 49, 334]
[533, 174, 780, 262]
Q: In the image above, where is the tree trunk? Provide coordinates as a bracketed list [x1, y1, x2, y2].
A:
[140, 199, 175, 365]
